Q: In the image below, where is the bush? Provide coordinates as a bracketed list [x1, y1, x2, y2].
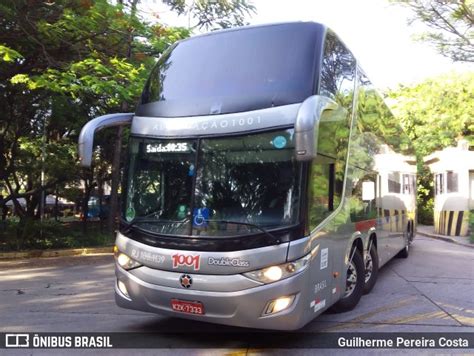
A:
[0, 219, 114, 252]
[418, 204, 434, 225]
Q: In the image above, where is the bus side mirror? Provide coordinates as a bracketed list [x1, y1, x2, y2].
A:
[294, 95, 339, 161]
[78, 113, 134, 167]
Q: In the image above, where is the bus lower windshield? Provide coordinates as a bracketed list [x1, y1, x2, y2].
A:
[124, 129, 301, 237]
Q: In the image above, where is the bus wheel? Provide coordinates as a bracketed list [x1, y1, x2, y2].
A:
[363, 243, 378, 295]
[331, 248, 364, 313]
[397, 240, 409, 258]
[396, 229, 410, 258]
[408, 221, 415, 243]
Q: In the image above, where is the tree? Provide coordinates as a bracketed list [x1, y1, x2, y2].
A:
[389, 72, 474, 223]
[389, 72, 474, 156]
[392, 0, 474, 62]
[1, 0, 256, 244]
[164, 0, 256, 30]
[0, 0, 189, 240]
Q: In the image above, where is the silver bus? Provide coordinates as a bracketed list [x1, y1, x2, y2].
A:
[78, 22, 416, 330]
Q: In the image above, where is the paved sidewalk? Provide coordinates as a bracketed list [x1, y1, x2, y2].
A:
[417, 224, 473, 249]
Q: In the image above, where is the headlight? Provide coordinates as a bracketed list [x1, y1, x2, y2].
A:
[243, 253, 312, 284]
[114, 247, 142, 270]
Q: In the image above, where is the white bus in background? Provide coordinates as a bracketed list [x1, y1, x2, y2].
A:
[425, 140, 473, 236]
[373, 146, 417, 259]
[79, 22, 416, 330]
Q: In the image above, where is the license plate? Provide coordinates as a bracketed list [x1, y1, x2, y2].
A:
[171, 299, 205, 315]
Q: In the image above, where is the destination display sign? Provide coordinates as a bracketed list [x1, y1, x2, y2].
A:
[145, 142, 190, 153]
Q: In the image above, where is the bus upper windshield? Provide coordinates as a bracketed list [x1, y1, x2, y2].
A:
[137, 23, 321, 117]
[124, 129, 302, 237]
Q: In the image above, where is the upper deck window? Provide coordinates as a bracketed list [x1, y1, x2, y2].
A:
[138, 23, 323, 117]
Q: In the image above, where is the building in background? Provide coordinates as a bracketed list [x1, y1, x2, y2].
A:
[425, 140, 474, 236]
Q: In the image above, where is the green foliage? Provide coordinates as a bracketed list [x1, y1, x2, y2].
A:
[147, 25, 191, 55]
[391, 0, 474, 62]
[418, 198, 434, 225]
[0, 45, 23, 62]
[0, 0, 255, 246]
[11, 57, 147, 106]
[165, 0, 256, 30]
[389, 72, 474, 157]
[0, 220, 114, 251]
[389, 72, 474, 224]
[0, 0, 188, 222]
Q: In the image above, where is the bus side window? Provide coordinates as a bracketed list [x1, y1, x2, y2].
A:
[308, 31, 355, 231]
[319, 32, 356, 101]
[402, 173, 416, 195]
[308, 156, 345, 228]
[388, 172, 401, 193]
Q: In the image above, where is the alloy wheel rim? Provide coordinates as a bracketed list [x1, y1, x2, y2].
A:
[364, 254, 373, 283]
[344, 261, 358, 298]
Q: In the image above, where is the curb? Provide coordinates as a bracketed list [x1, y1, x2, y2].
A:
[417, 231, 474, 249]
[0, 246, 114, 260]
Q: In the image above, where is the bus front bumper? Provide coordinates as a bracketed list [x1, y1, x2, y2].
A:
[115, 265, 310, 330]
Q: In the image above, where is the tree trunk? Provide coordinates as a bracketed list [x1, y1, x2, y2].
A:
[81, 190, 89, 235]
[54, 190, 59, 222]
[98, 174, 104, 233]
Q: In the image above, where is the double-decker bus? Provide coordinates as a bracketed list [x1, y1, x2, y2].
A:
[78, 22, 416, 330]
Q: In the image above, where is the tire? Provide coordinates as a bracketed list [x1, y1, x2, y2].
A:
[408, 221, 415, 243]
[363, 243, 379, 295]
[331, 247, 364, 313]
[396, 229, 410, 258]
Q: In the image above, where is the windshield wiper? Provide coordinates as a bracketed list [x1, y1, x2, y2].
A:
[204, 219, 281, 244]
[123, 217, 190, 230]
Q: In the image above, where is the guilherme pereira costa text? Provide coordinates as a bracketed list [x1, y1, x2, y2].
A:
[338, 336, 469, 348]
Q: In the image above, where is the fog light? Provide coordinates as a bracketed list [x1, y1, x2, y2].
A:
[263, 266, 283, 281]
[263, 295, 296, 315]
[274, 297, 292, 312]
[117, 280, 129, 298]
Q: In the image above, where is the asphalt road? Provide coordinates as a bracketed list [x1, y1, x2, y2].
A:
[1, 235, 473, 354]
